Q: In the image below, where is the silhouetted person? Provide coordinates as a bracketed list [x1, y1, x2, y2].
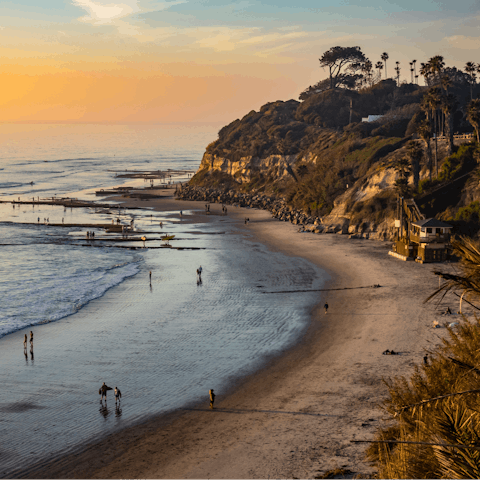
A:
[209, 389, 215, 409]
[424, 354, 428, 365]
[115, 387, 122, 404]
[149, 271, 152, 283]
[99, 382, 112, 401]
[324, 303, 329, 314]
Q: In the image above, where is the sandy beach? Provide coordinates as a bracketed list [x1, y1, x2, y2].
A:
[8, 191, 465, 479]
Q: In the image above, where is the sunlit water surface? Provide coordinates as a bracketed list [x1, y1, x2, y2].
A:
[0, 124, 326, 476]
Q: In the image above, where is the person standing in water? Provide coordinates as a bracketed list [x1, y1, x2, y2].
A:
[324, 302, 329, 314]
[209, 389, 215, 409]
[30, 331, 33, 346]
[149, 271, 152, 283]
[23, 334, 28, 350]
[114, 387, 122, 404]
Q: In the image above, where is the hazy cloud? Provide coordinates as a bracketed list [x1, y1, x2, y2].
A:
[73, 0, 140, 25]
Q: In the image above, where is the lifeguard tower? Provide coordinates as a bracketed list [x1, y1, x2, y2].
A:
[390, 197, 452, 263]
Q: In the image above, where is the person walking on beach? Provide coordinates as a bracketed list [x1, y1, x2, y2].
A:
[324, 302, 329, 314]
[209, 389, 215, 409]
[30, 331, 33, 346]
[23, 334, 28, 350]
[149, 271, 152, 283]
[99, 382, 112, 401]
[114, 387, 122, 404]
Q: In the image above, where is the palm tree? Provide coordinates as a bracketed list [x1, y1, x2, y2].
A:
[417, 120, 433, 181]
[429, 55, 445, 85]
[362, 59, 373, 86]
[426, 87, 442, 177]
[381, 52, 389, 78]
[465, 62, 476, 100]
[441, 75, 452, 94]
[375, 60, 383, 82]
[420, 62, 431, 86]
[413, 59, 417, 83]
[467, 98, 480, 143]
[410, 62, 414, 83]
[441, 94, 457, 155]
[395, 61, 400, 86]
[406, 140, 423, 189]
[394, 156, 411, 195]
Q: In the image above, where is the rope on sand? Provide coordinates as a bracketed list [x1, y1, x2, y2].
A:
[262, 285, 382, 294]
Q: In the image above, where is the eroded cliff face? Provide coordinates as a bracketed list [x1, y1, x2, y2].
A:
[199, 153, 300, 183]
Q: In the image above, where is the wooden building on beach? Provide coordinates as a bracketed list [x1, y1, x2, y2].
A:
[390, 197, 452, 263]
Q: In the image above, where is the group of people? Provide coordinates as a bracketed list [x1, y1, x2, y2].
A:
[86, 231, 95, 239]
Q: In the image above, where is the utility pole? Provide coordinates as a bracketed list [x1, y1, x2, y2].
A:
[349, 98, 353, 124]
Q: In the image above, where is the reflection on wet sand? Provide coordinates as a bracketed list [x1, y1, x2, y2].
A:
[99, 401, 110, 419]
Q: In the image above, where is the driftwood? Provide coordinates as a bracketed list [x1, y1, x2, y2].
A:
[351, 439, 480, 451]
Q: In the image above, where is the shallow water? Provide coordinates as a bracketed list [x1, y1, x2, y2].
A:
[0, 124, 327, 476]
[0, 218, 325, 477]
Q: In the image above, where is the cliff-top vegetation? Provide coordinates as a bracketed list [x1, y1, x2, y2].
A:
[193, 46, 480, 231]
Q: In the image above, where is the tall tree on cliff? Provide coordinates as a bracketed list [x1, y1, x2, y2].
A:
[406, 140, 423, 189]
[441, 94, 457, 155]
[319, 46, 367, 90]
[417, 120, 433, 181]
[465, 62, 477, 101]
[467, 99, 480, 143]
[381, 52, 389, 78]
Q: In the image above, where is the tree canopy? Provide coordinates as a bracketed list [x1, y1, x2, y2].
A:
[319, 46, 367, 90]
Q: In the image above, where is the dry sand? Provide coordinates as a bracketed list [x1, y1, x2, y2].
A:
[24, 193, 463, 479]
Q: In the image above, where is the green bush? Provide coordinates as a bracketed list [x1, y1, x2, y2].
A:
[456, 201, 480, 222]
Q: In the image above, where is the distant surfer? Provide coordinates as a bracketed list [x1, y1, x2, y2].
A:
[209, 389, 215, 409]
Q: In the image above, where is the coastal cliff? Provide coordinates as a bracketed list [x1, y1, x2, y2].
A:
[180, 80, 480, 239]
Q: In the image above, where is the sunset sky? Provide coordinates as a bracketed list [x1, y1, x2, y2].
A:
[1, 0, 479, 123]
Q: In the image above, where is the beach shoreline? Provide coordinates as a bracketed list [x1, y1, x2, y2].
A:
[11, 190, 465, 479]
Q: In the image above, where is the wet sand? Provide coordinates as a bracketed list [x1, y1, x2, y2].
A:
[11, 193, 466, 479]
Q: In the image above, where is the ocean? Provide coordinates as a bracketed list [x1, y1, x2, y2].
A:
[0, 124, 326, 476]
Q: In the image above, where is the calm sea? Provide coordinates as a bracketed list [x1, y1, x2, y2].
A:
[0, 123, 218, 338]
[0, 124, 326, 476]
